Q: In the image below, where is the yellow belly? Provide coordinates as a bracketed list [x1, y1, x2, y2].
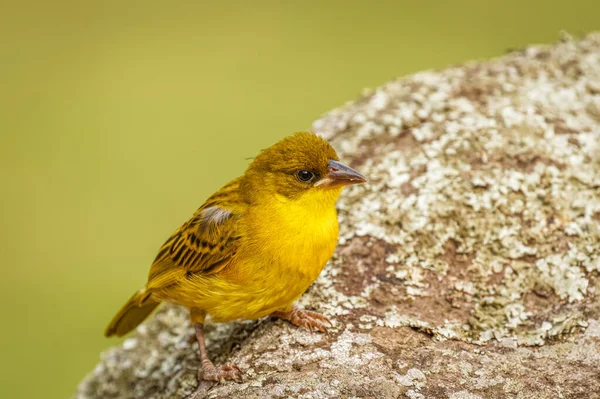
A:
[163, 190, 340, 322]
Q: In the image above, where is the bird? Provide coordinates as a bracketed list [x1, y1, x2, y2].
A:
[104, 132, 367, 382]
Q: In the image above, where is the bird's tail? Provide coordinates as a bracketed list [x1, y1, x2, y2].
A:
[104, 287, 160, 337]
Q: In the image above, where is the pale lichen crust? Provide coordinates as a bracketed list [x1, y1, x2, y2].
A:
[76, 33, 600, 399]
[318, 32, 600, 348]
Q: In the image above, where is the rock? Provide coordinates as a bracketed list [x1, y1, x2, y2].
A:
[75, 32, 600, 399]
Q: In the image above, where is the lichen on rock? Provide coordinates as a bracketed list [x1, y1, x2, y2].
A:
[76, 33, 600, 399]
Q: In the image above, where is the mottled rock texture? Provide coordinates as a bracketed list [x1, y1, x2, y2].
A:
[76, 33, 600, 399]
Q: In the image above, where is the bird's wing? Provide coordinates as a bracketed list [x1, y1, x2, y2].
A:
[146, 178, 245, 291]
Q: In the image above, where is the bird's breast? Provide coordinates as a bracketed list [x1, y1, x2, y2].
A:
[243, 193, 340, 295]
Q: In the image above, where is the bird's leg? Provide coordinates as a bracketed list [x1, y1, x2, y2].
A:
[194, 323, 242, 383]
[271, 305, 332, 333]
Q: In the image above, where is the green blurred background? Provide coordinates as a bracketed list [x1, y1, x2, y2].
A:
[0, 1, 598, 398]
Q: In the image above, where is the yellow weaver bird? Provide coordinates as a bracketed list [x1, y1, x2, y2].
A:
[105, 132, 367, 382]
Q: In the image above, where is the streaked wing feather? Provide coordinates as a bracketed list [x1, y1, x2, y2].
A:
[146, 179, 244, 290]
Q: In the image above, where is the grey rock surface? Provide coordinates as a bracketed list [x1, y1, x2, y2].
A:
[76, 33, 600, 399]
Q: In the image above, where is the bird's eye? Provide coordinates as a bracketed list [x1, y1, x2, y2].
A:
[295, 170, 314, 183]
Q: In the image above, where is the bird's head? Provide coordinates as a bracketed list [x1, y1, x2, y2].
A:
[243, 132, 367, 205]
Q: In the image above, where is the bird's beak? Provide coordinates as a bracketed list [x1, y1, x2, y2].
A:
[315, 160, 368, 188]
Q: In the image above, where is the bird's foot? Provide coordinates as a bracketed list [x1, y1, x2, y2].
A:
[198, 361, 243, 383]
[272, 305, 332, 333]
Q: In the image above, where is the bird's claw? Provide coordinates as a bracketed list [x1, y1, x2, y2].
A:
[198, 362, 243, 383]
[273, 306, 332, 334]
